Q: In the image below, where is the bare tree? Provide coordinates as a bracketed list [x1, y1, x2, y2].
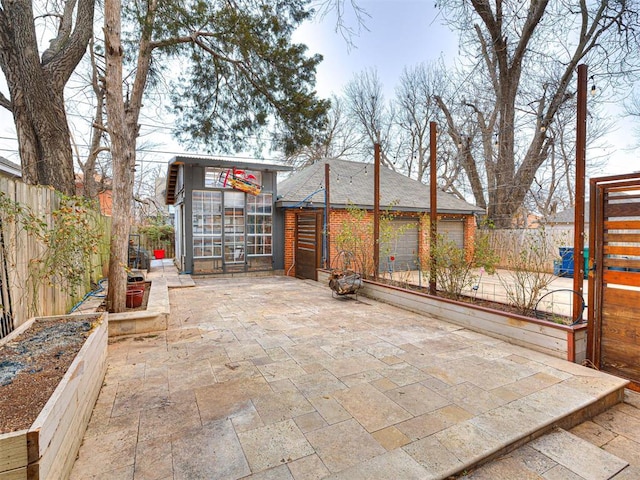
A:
[285, 95, 360, 168]
[343, 68, 396, 167]
[74, 37, 109, 202]
[314, 0, 370, 49]
[0, 0, 95, 194]
[437, 0, 640, 227]
[394, 62, 454, 183]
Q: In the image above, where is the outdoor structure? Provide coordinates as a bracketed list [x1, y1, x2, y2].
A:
[165, 156, 291, 275]
[277, 158, 484, 280]
[0, 156, 21, 178]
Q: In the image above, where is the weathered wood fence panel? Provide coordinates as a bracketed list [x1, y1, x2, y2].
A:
[0, 178, 111, 333]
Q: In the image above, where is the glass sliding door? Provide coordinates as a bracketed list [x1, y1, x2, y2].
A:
[224, 191, 245, 264]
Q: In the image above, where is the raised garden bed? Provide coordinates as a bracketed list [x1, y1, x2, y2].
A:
[0, 312, 108, 480]
[318, 270, 587, 363]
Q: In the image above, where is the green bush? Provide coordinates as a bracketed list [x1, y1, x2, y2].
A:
[423, 230, 498, 299]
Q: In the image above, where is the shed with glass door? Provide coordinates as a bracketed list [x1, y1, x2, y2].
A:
[165, 156, 291, 275]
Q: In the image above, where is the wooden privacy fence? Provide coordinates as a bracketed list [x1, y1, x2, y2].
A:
[484, 228, 575, 273]
[132, 233, 175, 259]
[0, 178, 111, 336]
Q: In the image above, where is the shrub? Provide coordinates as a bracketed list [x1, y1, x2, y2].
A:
[423, 230, 499, 299]
[497, 228, 559, 313]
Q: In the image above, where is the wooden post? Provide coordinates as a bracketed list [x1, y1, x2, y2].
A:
[573, 64, 587, 322]
[324, 162, 331, 269]
[429, 121, 437, 295]
[374, 142, 381, 279]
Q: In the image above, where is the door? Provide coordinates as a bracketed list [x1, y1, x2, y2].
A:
[588, 173, 640, 390]
[295, 210, 322, 280]
[224, 191, 246, 272]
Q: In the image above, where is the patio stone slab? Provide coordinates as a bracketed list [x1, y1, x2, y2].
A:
[237, 419, 314, 473]
[304, 419, 386, 473]
[332, 382, 412, 432]
[294, 411, 329, 433]
[172, 419, 250, 480]
[134, 436, 174, 480]
[291, 370, 347, 398]
[70, 273, 633, 480]
[286, 454, 330, 480]
[529, 428, 628, 480]
[252, 390, 315, 424]
[371, 425, 411, 450]
[402, 434, 463, 478]
[434, 420, 505, 466]
[138, 398, 202, 442]
[602, 435, 640, 466]
[384, 382, 450, 416]
[461, 455, 548, 479]
[257, 359, 308, 382]
[325, 448, 429, 479]
[396, 404, 474, 441]
[194, 377, 272, 422]
[322, 353, 387, 378]
[592, 405, 640, 443]
[470, 398, 554, 442]
[308, 395, 352, 425]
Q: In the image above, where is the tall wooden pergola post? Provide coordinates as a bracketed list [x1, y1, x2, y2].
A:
[324, 162, 331, 269]
[573, 64, 587, 322]
[429, 121, 438, 295]
[374, 142, 381, 279]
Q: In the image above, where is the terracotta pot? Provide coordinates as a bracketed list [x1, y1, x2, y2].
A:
[126, 289, 144, 308]
[127, 281, 145, 292]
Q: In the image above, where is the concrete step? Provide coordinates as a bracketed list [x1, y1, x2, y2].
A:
[459, 427, 629, 479]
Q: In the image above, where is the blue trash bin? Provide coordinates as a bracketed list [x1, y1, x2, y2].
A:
[559, 247, 574, 276]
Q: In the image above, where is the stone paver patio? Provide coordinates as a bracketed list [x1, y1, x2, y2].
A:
[70, 272, 634, 479]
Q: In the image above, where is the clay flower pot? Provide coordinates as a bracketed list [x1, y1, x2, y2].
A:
[126, 289, 144, 308]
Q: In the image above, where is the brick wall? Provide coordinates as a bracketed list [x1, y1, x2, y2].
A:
[284, 209, 296, 276]
[284, 207, 477, 277]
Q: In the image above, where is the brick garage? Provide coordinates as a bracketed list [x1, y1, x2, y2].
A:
[277, 159, 483, 280]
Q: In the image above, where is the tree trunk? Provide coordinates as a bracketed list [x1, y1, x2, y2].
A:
[104, 0, 132, 313]
[104, 0, 156, 313]
[0, 0, 95, 195]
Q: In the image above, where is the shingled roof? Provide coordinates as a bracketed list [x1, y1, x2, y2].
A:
[0, 156, 21, 178]
[277, 158, 483, 214]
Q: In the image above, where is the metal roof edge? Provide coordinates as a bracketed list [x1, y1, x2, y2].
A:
[170, 155, 292, 172]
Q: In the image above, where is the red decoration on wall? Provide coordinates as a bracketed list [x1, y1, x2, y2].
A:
[223, 169, 261, 196]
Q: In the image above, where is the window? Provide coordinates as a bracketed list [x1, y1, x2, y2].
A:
[192, 189, 272, 262]
[192, 191, 222, 258]
[247, 194, 272, 255]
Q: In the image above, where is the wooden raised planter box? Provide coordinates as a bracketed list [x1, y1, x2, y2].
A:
[0, 312, 108, 480]
[318, 270, 587, 363]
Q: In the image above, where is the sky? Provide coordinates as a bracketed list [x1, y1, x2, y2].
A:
[293, 0, 638, 177]
[293, 0, 458, 99]
[0, 0, 637, 176]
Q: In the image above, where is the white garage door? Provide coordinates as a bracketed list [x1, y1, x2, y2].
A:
[381, 219, 419, 272]
[438, 219, 465, 249]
